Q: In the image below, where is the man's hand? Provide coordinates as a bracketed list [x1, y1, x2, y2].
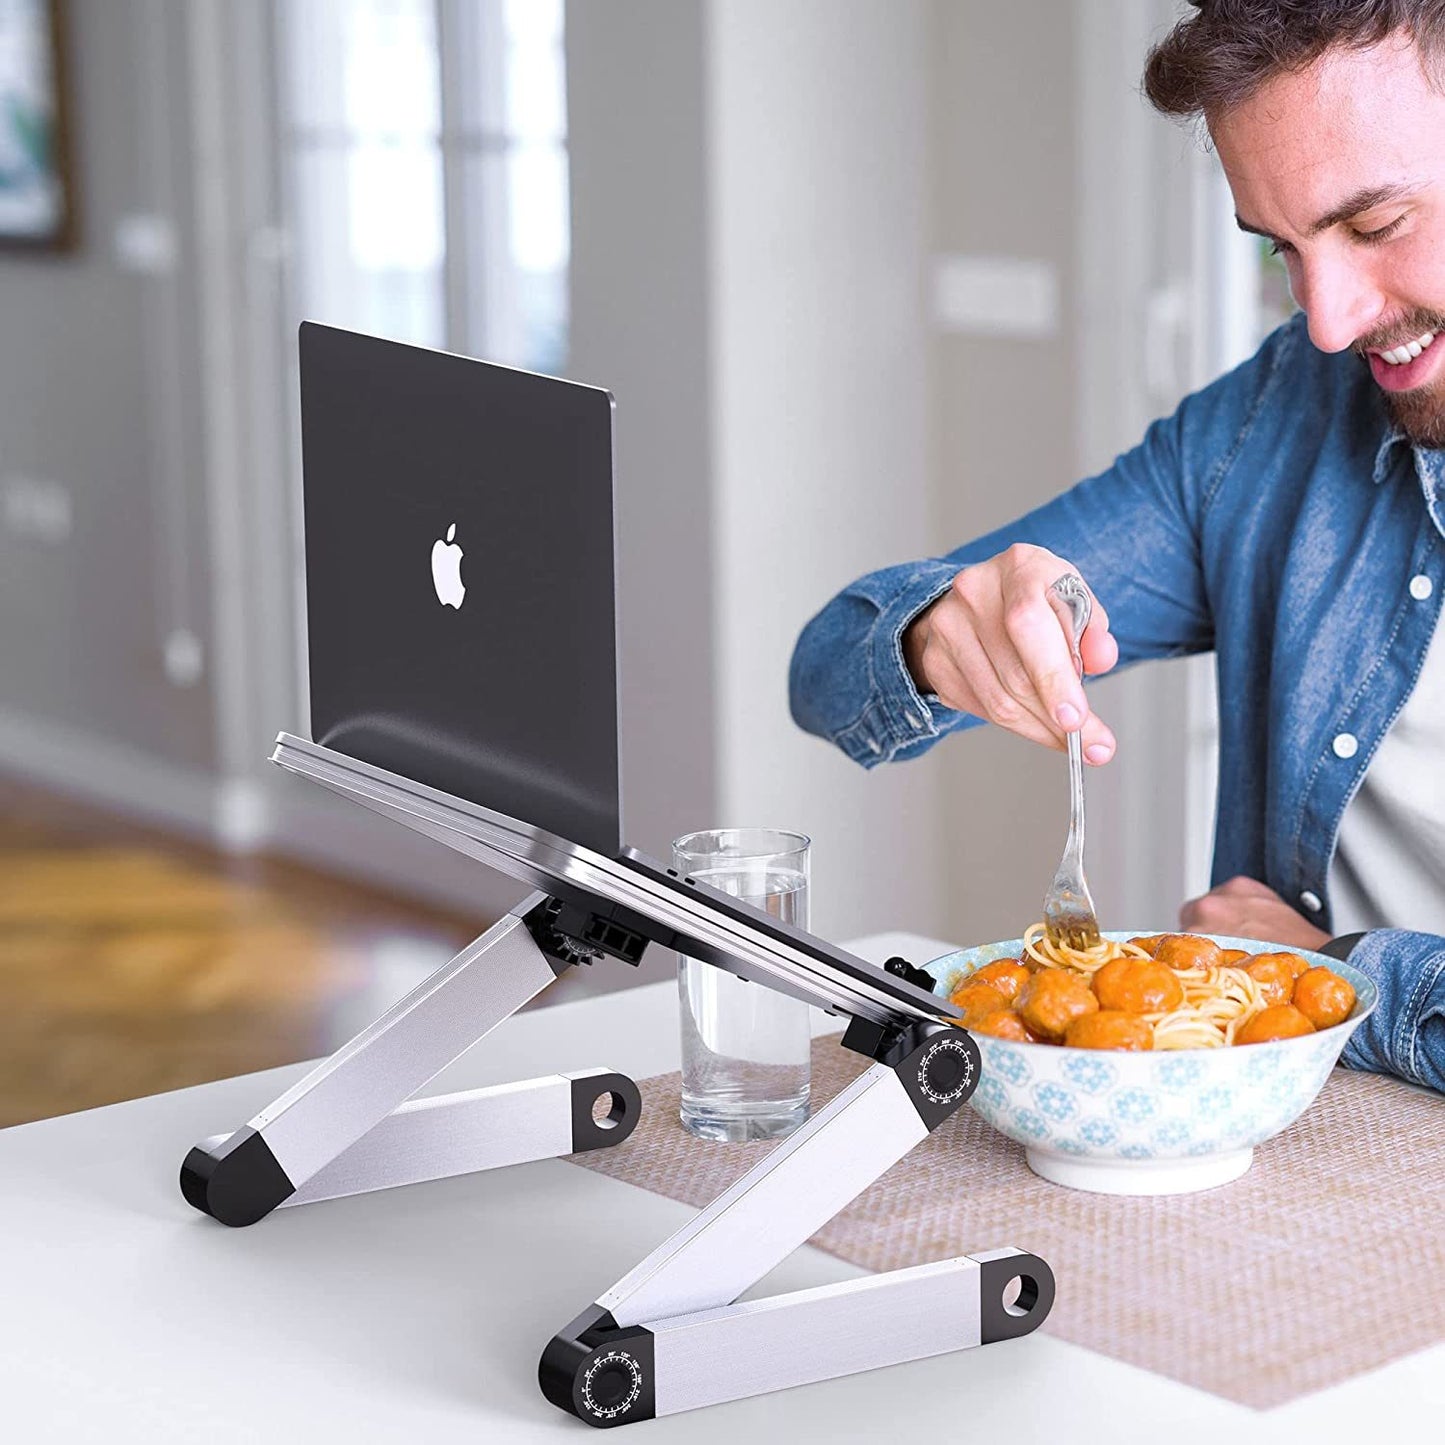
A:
[902, 543, 1120, 762]
[1178, 875, 1328, 950]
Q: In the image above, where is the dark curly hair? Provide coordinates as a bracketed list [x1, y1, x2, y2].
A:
[1143, 0, 1445, 119]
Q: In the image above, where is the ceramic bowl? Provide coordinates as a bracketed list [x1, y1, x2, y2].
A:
[925, 932, 1376, 1196]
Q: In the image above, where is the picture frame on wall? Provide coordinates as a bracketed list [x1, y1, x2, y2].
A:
[0, 0, 75, 251]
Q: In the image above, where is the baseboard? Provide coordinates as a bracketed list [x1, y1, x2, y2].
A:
[0, 707, 525, 919]
[0, 706, 226, 843]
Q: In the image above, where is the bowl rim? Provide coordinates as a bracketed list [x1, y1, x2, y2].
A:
[924, 930, 1377, 1055]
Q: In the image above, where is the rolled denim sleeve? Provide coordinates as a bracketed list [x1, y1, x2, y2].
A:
[788, 558, 966, 768]
[1338, 930, 1445, 1093]
[787, 318, 1303, 769]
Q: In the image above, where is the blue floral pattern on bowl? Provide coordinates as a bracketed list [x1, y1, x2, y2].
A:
[1061, 1054, 1117, 1094]
[1033, 1081, 1076, 1122]
[1110, 1087, 1156, 1125]
[1158, 1055, 1205, 1091]
[1152, 1120, 1189, 1149]
[926, 932, 1377, 1190]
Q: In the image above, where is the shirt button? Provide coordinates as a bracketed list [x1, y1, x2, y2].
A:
[1332, 732, 1359, 759]
[1410, 574, 1434, 601]
[1300, 890, 1323, 913]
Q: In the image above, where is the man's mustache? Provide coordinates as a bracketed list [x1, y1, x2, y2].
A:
[1352, 312, 1445, 356]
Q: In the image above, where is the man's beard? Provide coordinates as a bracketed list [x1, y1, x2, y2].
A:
[1354, 310, 1445, 448]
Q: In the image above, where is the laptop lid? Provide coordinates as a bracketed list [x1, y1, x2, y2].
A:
[297, 321, 622, 858]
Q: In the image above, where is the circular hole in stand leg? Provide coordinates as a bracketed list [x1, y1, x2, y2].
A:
[591, 1090, 625, 1130]
[1002, 1273, 1040, 1318]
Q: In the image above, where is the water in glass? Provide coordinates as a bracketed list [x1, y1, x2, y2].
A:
[677, 864, 811, 1142]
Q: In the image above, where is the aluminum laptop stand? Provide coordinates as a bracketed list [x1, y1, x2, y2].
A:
[181, 734, 1054, 1428]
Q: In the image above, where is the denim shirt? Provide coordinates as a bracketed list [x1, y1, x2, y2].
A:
[789, 312, 1445, 1092]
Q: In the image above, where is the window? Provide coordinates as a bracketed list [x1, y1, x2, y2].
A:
[1253, 237, 1295, 341]
[276, 0, 570, 371]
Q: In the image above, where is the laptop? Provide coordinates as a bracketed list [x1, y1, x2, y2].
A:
[298, 321, 622, 858]
[292, 321, 950, 1025]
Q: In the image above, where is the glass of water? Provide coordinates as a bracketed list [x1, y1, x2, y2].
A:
[672, 828, 812, 1142]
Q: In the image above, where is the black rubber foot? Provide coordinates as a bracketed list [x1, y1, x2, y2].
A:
[180, 1127, 295, 1227]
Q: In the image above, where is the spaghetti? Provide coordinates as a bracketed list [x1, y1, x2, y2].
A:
[1019, 923, 1269, 1049]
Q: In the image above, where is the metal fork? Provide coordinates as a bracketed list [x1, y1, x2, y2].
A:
[1042, 573, 1102, 951]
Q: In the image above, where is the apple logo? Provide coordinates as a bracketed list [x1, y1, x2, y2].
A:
[431, 522, 466, 609]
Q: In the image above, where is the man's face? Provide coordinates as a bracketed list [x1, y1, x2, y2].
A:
[1212, 36, 1445, 445]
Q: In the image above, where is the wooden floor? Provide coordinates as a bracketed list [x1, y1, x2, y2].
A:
[0, 776, 494, 1129]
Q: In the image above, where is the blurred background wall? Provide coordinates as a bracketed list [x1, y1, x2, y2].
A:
[0, 2, 220, 801]
[0, 0, 1283, 1120]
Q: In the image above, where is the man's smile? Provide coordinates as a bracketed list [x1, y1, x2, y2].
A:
[1372, 329, 1437, 366]
[1364, 328, 1444, 391]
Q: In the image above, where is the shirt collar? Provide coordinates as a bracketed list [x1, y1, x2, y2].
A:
[1369, 420, 1445, 538]
[1414, 446, 1445, 540]
[1372, 420, 1409, 484]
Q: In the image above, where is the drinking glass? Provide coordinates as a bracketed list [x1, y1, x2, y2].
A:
[672, 828, 812, 1142]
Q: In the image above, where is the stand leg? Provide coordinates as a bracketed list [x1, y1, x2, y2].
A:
[277, 1069, 639, 1207]
[183, 892, 580, 1226]
[541, 1028, 1056, 1427]
[643, 1250, 1050, 1417]
[601, 1060, 932, 1327]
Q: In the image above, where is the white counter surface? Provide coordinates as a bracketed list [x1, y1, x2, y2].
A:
[0, 931, 1438, 1442]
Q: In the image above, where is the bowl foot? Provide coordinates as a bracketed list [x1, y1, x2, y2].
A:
[1024, 1145, 1253, 1196]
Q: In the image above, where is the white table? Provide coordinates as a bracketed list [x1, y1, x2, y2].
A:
[1, 931, 1438, 1442]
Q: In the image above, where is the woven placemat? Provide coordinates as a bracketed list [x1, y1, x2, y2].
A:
[569, 1035, 1445, 1408]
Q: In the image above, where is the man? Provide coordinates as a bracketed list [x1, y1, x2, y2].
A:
[789, 0, 1445, 1090]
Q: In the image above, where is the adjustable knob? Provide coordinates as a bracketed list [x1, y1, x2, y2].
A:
[893, 1027, 982, 1130]
[581, 1350, 645, 1422]
[917, 1034, 979, 1106]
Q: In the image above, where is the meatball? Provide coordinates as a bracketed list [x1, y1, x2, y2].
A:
[1252, 949, 1313, 979]
[1220, 949, 1250, 966]
[948, 981, 1010, 1028]
[1016, 969, 1099, 1041]
[1235, 1004, 1316, 1044]
[1092, 958, 1184, 1014]
[971, 1009, 1036, 1042]
[1292, 967, 1356, 1029]
[1246, 955, 1296, 1007]
[1127, 935, 1164, 956]
[1154, 934, 1225, 971]
[971, 959, 1031, 1003]
[1064, 1010, 1154, 1051]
